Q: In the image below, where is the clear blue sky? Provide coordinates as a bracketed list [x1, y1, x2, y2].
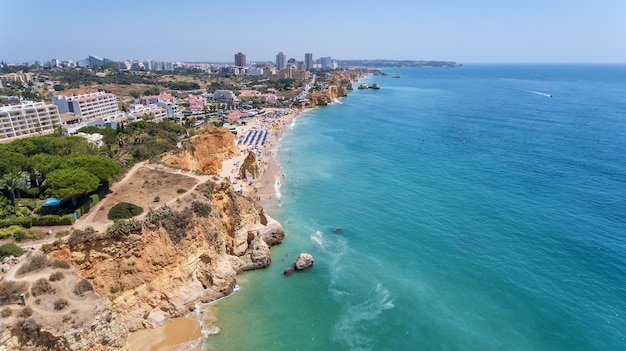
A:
[2, 0, 625, 64]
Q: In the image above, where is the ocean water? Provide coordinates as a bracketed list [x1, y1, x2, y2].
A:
[204, 65, 626, 351]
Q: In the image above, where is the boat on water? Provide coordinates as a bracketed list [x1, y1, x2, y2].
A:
[370, 83, 380, 89]
[358, 83, 370, 89]
[392, 74, 401, 78]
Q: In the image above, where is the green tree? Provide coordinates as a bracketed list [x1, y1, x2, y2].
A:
[0, 172, 27, 206]
[63, 155, 120, 183]
[44, 169, 99, 206]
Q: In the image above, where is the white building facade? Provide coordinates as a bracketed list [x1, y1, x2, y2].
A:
[53, 91, 124, 122]
[0, 101, 61, 142]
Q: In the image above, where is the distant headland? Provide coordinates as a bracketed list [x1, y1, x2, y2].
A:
[337, 59, 461, 68]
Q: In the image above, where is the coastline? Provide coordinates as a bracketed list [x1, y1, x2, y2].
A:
[124, 107, 309, 351]
[125, 72, 369, 351]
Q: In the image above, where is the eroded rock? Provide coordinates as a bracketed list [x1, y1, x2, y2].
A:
[294, 253, 314, 270]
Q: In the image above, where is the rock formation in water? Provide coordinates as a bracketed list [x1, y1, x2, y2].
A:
[294, 253, 314, 270]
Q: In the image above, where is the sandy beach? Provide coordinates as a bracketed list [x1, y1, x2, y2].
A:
[219, 107, 310, 209]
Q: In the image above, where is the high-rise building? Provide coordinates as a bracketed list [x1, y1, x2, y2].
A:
[235, 52, 246, 67]
[320, 56, 333, 70]
[276, 52, 286, 70]
[0, 102, 61, 141]
[305, 53, 313, 70]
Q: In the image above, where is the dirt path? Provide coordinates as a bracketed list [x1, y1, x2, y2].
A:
[74, 161, 213, 233]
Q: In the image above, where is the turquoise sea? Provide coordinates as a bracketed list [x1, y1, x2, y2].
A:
[204, 65, 626, 351]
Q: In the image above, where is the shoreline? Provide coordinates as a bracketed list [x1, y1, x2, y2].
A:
[125, 72, 370, 351]
[124, 107, 310, 351]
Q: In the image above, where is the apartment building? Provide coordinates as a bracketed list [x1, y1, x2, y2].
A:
[52, 91, 124, 122]
[0, 101, 61, 142]
[140, 92, 179, 117]
[127, 104, 168, 121]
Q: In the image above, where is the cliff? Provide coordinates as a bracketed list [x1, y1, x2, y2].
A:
[0, 127, 285, 350]
[161, 125, 238, 174]
[307, 70, 364, 106]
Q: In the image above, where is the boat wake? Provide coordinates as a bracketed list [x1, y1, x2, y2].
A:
[527, 90, 553, 97]
[332, 283, 395, 350]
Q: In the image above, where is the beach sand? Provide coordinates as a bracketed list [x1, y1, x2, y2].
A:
[125, 108, 307, 351]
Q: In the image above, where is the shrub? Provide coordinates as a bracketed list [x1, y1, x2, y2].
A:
[16, 254, 50, 276]
[31, 278, 54, 296]
[176, 188, 186, 194]
[192, 201, 212, 217]
[12, 318, 40, 338]
[17, 306, 33, 318]
[1, 307, 12, 317]
[0, 225, 36, 242]
[49, 271, 64, 281]
[0, 217, 32, 229]
[51, 260, 70, 269]
[153, 196, 160, 202]
[0, 243, 24, 260]
[53, 298, 68, 311]
[73, 279, 93, 296]
[107, 202, 143, 220]
[31, 215, 73, 226]
[0, 281, 29, 304]
[68, 227, 96, 247]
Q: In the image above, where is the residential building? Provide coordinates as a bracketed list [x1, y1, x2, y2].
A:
[305, 53, 313, 70]
[269, 67, 311, 81]
[320, 56, 333, 70]
[184, 94, 207, 113]
[211, 90, 238, 104]
[127, 104, 167, 121]
[76, 55, 109, 68]
[140, 92, 179, 117]
[0, 101, 61, 142]
[235, 52, 246, 67]
[276, 52, 286, 70]
[52, 91, 124, 122]
[0, 72, 33, 83]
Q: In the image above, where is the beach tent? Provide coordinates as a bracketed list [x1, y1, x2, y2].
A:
[42, 198, 61, 207]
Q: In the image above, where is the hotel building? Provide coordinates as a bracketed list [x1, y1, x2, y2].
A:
[52, 91, 124, 123]
[0, 101, 61, 142]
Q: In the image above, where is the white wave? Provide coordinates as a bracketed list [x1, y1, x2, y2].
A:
[332, 283, 395, 350]
[310, 230, 327, 249]
[273, 176, 282, 199]
[333, 98, 343, 104]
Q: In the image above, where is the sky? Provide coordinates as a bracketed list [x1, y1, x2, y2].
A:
[2, 0, 625, 64]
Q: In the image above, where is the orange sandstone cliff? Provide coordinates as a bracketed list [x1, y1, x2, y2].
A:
[0, 128, 284, 350]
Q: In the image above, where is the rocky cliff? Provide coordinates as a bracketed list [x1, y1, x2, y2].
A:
[161, 125, 238, 174]
[0, 127, 285, 350]
[307, 70, 365, 106]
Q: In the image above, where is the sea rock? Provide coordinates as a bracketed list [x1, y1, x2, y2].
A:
[283, 267, 294, 276]
[294, 253, 314, 270]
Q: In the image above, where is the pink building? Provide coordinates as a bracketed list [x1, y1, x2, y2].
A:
[185, 94, 207, 113]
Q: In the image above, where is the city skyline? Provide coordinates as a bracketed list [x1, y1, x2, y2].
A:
[2, 0, 626, 64]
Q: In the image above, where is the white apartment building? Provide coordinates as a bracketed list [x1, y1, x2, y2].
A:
[0, 101, 61, 142]
[53, 91, 124, 122]
[127, 104, 167, 121]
